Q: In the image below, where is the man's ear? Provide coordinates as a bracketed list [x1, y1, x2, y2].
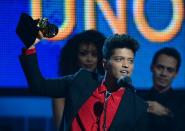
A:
[102, 58, 108, 70]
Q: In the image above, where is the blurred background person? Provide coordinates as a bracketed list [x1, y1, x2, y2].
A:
[53, 29, 106, 127]
[146, 47, 182, 131]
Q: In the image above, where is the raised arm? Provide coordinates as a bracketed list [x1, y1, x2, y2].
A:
[19, 52, 71, 98]
[16, 13, 70, 98]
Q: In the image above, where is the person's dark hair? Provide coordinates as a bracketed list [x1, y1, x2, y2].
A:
[58, 30, 106, 76]
[102, 34, 139, 59]
[151, 47, 181, 72]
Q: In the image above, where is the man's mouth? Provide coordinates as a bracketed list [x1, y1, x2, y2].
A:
[120, 70, 128, 75]
[158, 78, 168, 83]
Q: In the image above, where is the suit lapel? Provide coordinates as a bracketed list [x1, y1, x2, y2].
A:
[109, 88, 135, 130]
[109, 88, 147, 130]
[69, 70, 101, 122]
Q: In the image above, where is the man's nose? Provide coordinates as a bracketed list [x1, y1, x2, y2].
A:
[161, 68, 168, 76]
[122, 60, 129, 68]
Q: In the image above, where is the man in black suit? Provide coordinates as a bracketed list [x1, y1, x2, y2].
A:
[19, 28, 148, 130]
[146, 47, 182, 131]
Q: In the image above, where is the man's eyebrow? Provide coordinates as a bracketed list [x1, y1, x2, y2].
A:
[111, 56, 134, 60]
[157, 64, 176, 69]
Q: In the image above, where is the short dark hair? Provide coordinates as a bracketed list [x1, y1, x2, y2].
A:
[58, 30, 106, 76]
[102, 34, 139, 59]
[151, 47, 181, 72]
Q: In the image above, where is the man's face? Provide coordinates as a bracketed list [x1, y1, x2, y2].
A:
[104, 48, 134, 80]
[152, 54, 178, 90]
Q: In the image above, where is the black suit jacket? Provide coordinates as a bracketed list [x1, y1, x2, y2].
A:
[146, 88, 180, 131]
[20, 53, 148, 131]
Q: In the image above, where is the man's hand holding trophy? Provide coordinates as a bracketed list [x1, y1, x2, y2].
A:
[16, 13, 58, 49]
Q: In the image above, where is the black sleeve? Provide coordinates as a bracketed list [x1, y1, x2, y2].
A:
[19, 53, 72, 98]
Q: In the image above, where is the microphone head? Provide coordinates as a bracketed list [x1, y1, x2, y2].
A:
[117, 76, 132, 88]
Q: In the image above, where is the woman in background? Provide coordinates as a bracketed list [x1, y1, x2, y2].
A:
[53, 30, 106, 127]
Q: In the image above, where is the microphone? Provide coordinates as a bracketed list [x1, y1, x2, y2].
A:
[117, 76, 135, 92]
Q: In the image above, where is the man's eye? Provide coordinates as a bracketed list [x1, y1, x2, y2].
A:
[156, 65, 163, 70]
[128, 59, 133, 64]
[114, 58, 122, 62]
[167, 68, 176, 73]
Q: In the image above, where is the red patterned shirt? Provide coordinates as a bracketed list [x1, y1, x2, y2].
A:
[71, 82, 125, 131]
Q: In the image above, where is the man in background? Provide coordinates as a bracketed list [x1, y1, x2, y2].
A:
[146, 47, 181, 131]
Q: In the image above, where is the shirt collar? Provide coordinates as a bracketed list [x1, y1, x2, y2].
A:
[98, 80, 124, 94]
[98, 80, 107, 93]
